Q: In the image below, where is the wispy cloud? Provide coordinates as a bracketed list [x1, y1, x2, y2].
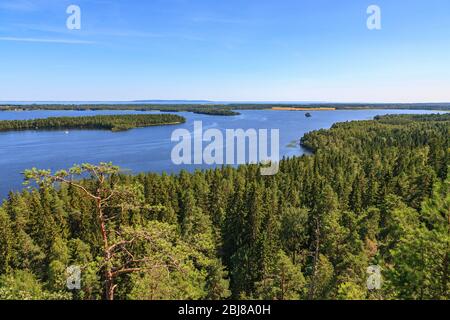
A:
[192, 17, 248, 24]
[191, 16, 255, 25]
[0, 37, 96, 44]
[6, 23, 204, 42]
[10, 23, 68, 34]
[0, 0, 36, 11]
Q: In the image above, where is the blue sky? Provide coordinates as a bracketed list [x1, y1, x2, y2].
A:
[0, 0, 449, 102]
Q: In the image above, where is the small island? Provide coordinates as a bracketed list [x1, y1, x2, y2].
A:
[192, 108, 240, 116]
[0, 114, 186, 132]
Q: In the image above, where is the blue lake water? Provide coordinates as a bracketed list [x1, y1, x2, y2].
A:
[0, 109, 442, 199]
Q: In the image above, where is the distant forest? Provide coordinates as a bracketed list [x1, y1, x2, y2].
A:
[0, 113, 448, 300]
[0, 103, 449, 113]
[0, 104, 243, 116]
[0, 114, 186, 132]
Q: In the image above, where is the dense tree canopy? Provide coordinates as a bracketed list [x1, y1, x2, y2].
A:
[0, 114, 185, 132]
[0, 113, 448, 300]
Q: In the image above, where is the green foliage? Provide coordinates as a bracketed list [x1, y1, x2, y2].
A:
[255, 250, 306, 300]
[384, 175, 450, 299]
[0, 270, 70, 300]
[0, 208, 13, 273]
[336, 282, 367, 300]
[280, 207, 309, 264]
[125, 221, 209, 300]
[0, 113, 448, 300]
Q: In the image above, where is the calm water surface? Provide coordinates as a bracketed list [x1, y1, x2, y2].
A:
[0, 109, 441, 199]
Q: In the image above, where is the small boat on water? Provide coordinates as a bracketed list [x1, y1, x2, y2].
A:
[305, 112, 312, 118]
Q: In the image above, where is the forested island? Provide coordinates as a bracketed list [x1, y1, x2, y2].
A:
[0, 104, 242, 116]
[0, 113, 448, 300]
[192, 108, 240, 116]
[0, 114, 186, 132]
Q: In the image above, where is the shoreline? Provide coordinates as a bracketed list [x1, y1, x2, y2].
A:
[271, 107, 336, 111]
[0, 121, 184, 133]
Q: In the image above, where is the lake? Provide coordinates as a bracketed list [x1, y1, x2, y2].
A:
[0, 109, 442, 199]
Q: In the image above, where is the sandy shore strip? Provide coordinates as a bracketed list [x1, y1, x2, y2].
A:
[271, 107, 336, 111]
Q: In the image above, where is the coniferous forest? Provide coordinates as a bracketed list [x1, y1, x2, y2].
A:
[0, 114, 186, 132]
[0, 113, 448, 300]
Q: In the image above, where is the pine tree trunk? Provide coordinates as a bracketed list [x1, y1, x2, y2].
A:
[97, 197, 114, 300]
[308, 218, 320, 299]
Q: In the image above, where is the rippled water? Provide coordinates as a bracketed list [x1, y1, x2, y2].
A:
[0, 109, 441, 199]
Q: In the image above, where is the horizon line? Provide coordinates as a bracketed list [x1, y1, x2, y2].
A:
[1, 100, 450, 104]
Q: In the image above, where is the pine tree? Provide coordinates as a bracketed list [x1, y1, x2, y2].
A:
[0, 208, 13, 273]
[255, 250, 306, 300]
